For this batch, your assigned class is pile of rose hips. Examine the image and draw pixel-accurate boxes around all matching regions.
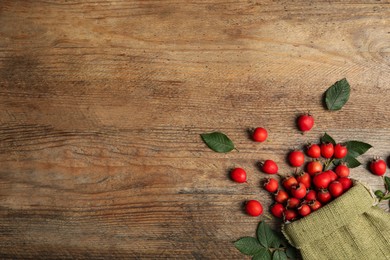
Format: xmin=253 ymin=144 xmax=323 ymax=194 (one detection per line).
xmin=230 ymin=114 xmax=387 ymax=222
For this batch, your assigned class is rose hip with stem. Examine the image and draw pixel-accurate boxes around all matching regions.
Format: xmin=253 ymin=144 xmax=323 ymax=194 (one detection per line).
xmin=260 ymin=160 xmax=279 ymax=174
xmin=288 ymin=150 xmax=305 ymax=167
xmin=252 ymin=127 xmax=268 ymax=142
xmin=334 ymin=143 xmax=348 ymax=159
xmin=321 ymin=142 xmax=334 ymax=158
xmin=263 ymin=178 xmax=279 ymax=193
xmin=296 ymin=171 xmax=311 ymax=189
xmin=328 ymin=181 xmax=344 ymax=198
xmin=290 ymin=183 xmax=307 ymax=199
xmin=317 ymin=189 xmax=332 ymax=204
xmin=370 ymin=158 xmax=387 ymax=176
xmin=230 ymin=168 xmax=247 ymax=183
xmin=335 ymin=163 xmax=350 ymax=178
xmin=274 ymin=190 xmax=289 ymax=204
xmin=306 ymin=161 xmax=323 ymax=176
xmin=298 ymin=204 xmax=311 ymax=217
xmin=270 ymin=203 xmax=285 ymax=218
xmin=282 ymin=175 xmax=298 ymax=190
xmin=297 ymin=113 xmax=314 ymax=132
xmin=306 ymin=143 xmax=321 ymax=158
xmin=245 ymin=200 xmax=263 ymax=217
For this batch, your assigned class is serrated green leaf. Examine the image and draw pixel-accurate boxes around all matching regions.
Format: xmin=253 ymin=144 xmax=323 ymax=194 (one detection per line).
xmin=375 ymin=190 xmax=384 ymax=199
xmin=343 ymin=154 xmax=361 ymax=168
xmin=234 ymin=237 xmax=264 ymax=256
xmin=384 ymin=176 xmax=390 ymax=191
xmin=257 ymin=222 xmax=279 ymax=248
xmin=321 ymin=133 xmax=336 ymax=145
xmin=272 ymin=250 xmax=288 ymax=260
xmin=325 ymin=78 xmax=350 ymax=111
xmin=252 ymin=248 xmax=272 ymax=260
xmin=286 ymin=246 xmax=300 ymax=260
xmin=200 ymin=132 xmax=235 ymax=153
xmin=345 ymin=141 xmax=372 ymax=158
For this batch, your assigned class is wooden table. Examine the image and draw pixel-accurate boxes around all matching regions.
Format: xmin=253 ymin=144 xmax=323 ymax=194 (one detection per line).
xmin=1 ymin=1 xmax=389 ymax=259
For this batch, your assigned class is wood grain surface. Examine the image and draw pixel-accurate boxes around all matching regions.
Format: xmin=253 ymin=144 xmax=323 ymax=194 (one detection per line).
xmin=1 ymin=0 xmax=390 ymax=259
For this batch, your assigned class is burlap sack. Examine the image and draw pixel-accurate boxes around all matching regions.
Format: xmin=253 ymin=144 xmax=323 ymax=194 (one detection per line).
xmin=282 ymin=182 xmax=390 ymax=260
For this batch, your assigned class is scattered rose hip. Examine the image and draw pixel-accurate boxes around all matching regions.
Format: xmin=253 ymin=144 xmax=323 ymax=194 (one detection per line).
xmin=252 ymin=127 xmax=268 ymax=142
xmin=370 ymin=158 xmax=387 ymax=176
xmin=245 ymin=200 xmax=263 ymax=216
xmin=230 ymin=168 xmax=247 ymax=183
xmin=297 ymin=113 xmax=314 ymax=132
xmin=260 ymin=160 xmax=278 ymax=174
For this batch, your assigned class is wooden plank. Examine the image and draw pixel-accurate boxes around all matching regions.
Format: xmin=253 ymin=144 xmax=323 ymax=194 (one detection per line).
xmin=0 ymin=0 xmax=389 ymax=258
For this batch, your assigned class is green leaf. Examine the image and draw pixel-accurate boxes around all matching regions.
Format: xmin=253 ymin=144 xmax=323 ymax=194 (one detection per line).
xmin=286 ymin=246 xmax=299 ymax=259
xmin=343 ymin=154 xmax=361 ymax=168
xmin=257 ymin=221 xmax=279 ymax=248
xmin=345 ymin=141 xmax=372 ymax=158
xmin=234 ymin=237 xmax=264 ymax=256
xmin=375 ymin=190 xmax=384 ymax=199
xmin=382 ymin=193 xmax=390 ymax=200
xmin=321 ymin=133 xmax=336 ymax=145
xmin=272 ymin=250 xmax=288 ymax=260
xmin=200 ymin=132 xmax=235 ymax=153
xmin=325 ymin=78 xmax=351 ymax=111
xmin=384 ymin=176 xmax=390 ymax=191
xmin=252 ymin=248 xmax=272 ymax=260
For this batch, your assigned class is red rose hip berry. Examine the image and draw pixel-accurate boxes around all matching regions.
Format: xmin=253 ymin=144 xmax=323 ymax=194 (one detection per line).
xmin=284 ymin=209 xmax=298 ymax=222
xmin=282 ymin=175 xmax=298 ymax=190
xmin=252 ymin=127 xmax=268 ymax=142
xmin=288 ymin=150 xmax=305 ymax=167
xmin=328 ymin=181 xmax=344 ymax=198
xmin=260 ymin=160 xmax=278 ymax=174
xmin=230 ymin=168 xmax=247 ymax=183
xmin=245 ymin=200 xmax=263 ymax=216
xmin=298 ymin=204 xmax=311 ymax=217
xmin=326 ymin=170 xmax=338 ymax=182
xmin=296 ymin=172 xmax=311 ymax=189
xmin=309 ymin=200 xmax=322 ymax=211
xmin=338 ymin=177 xmax=353 ymax=191
xmin=274 ymin=190 xmax=289 ymax=204
xmin=297 ymin=114 xmax=314 ymax=132
xmin=263 ymin=178 xmax=279 ymax=193
xmin=286 ymin=197 xmax=300 ymax=209
xmin=321 ymin=143 xmax=334 ymax=158
xmin=306 ymin=144 xmax=321 ymax=158
xmin=290 ymin=183 xmax=307 ymax=199
xmin=334 ymin=144 xmax=348 ymax=159
xmin=270 ymin=203 xmax=285 ymax=218
xmin=313 ymin=171 xmax=332 ymax=189
xmin=370 ymin=158 xmax=387 ymax=176
xmin=317 ymin=189 xmax=332 ymax=204
xmin=306 ymin=161 xmax=323 ymax=176
xmin=335 ymin=163 xmax=350 ymax=178
xmin=305 ymin=190 xmax=317 ymax=201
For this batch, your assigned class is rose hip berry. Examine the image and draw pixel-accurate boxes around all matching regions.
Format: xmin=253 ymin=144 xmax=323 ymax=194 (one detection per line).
xmin=296 ymin=172 xmax=311 ymax=189
xmin=306 ymin=144 xmax=321 ymax=158
xmin=260 ymin=160 xmax=278 ymax=174
xmin=284 ymin=209 xmax=298 ymax=222
xmin=313 ymin=171 xmax=332 ymax=189
xmin=288 ymin=150 xmax=305 ymax=167
xmin=297 ymin=113 xmax=314 ymax=132
xmin=309 ymin=200 xmax=322 ymax=211
xmin=306 ymin=161 xmax=323 ymax=176
xmin=245 ymin=200 xmax=263 ymax=216
xmin=370 ymin=158 xmax=387 ymax=176
xmin=263 ymin=178 xmax=279 ymax=193
xmin=326 ymin=170 xmax=338 ymax=182
xmin=335 ymin=163 xmax=350 ymax=178
xmin=286 ymin=197 xmax=300 ymax=209
xmin=283 ymin=175 xmax=298 ymax=190
xmin=252 ymin=127 xmax=268 ymax=142
xmin=317 ymin=189 xmax=332 ymax=204
xmin=290 ymin=183 xmax=307 ymax=199
xmin=230 ymin=168 xmax=247 ymax=183
xmin=274 ymin=190 xmax=289 ymax=204
xmin=321 ymin=143 xmax=334 ymax=158
xmin=270 ymin=203 xmax=285 ymax=218
xmin=328 ymin=181 xmax=344 ymax=198
xmin=305 ymin=190 xmax=317 ymax=201
xmin=298 ymin=204 xmax=311 ymax=217
xmin=334 ymin=144 xmax=348 ymax=159
xmin=338 ymin=177 xmax=353 ymax=191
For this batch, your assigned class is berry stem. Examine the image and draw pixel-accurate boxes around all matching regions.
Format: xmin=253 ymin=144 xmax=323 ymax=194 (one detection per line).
xmin=324 ymin=158 xmax=334 ymax=171
xmin=264 ymin=213 xmax=273 ymax=220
